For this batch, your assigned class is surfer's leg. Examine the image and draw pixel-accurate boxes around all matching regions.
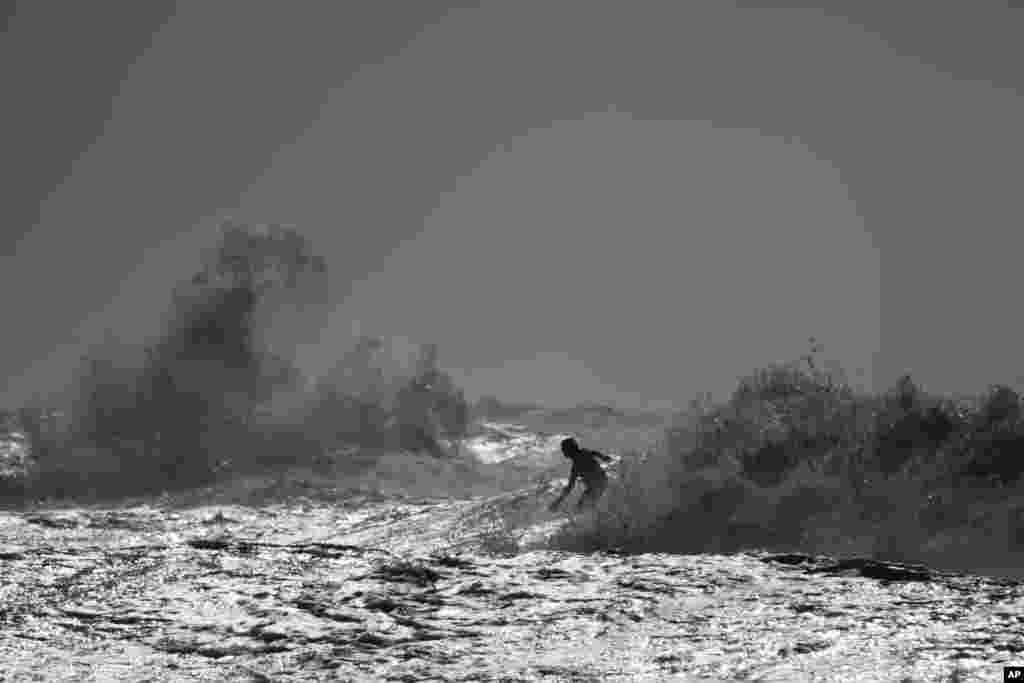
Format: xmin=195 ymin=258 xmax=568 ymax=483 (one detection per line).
xmin=576 ymin=484 xmax=599 ymax=511
xmin=576 ymin=477 xmax=608 ymax=511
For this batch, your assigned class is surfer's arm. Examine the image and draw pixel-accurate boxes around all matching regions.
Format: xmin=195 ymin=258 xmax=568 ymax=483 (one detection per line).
xmin=557 ymin=466 xmax=578 ymax=497
xmin=549 ymin=465 xmax=578 ymax=510
xmin=582 ymin=447 xmax=612 ymax=463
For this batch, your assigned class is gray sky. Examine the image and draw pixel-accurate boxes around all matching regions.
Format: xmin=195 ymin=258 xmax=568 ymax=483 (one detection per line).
xmin=2 ymin=1 xmax=1023 ymax=410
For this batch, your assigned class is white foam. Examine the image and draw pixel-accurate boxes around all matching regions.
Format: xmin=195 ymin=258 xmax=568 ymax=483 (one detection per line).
xmin=463 ymin=422 xmax=571 ymax=465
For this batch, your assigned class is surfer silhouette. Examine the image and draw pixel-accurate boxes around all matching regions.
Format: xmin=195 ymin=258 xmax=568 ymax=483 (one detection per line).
xmin=548 ymin=437 xmax=611 ymax=512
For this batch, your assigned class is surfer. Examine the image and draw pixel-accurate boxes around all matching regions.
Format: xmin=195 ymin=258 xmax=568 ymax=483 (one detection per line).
xmin=548 ymin=437 xmax=612 ymax=512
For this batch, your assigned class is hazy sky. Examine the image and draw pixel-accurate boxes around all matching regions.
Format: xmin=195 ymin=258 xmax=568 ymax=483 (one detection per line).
xmin=3 ymin=1 xmax=1023 ymax=410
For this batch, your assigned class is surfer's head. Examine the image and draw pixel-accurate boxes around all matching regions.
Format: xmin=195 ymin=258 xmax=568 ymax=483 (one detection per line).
xmin=560 ymin=437 xmax=580 ymax=457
